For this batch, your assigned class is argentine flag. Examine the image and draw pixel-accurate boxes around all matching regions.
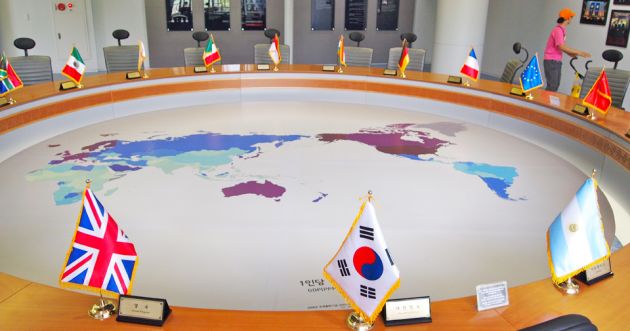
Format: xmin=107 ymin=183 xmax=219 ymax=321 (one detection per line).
xmin=547 ymin=178 xmax=610 ymax=284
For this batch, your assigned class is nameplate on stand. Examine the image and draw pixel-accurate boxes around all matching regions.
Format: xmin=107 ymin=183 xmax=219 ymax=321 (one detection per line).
xmin=577 ymin=258 xmax=613 ymax=285
xmin=447 ymin=75 xmax=462 ymax=84
xmin=383 ymin=69 xmax=397 ymax=76
xmin=476 ymin=281 xmax=509 ymax=311
xmin=194 ymin=66 xmax=208 ymax=73
xmin=126 ymin=72 xmax=142 ymax=80
xmin=322 ymin=65 xmax=336 ymax=72
xmin=572 ymin=104 xmax=589 ymax=116
xmin=0 ymin=97 xmax=10 ymax=107
xmin=509 ymin=87 xmax=525 ymax=96
xmin=256 ymin=64 xmax=270 ymax=71
xmin=117 ymin=295 xmax=171 ymax=326
xmin=381 ymin=296 xmax=431 ymax=326
xmin=59 ymin=81 xmax=78 ymax=91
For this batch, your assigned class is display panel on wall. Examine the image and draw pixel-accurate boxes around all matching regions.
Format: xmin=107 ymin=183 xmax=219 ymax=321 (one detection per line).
xmin=606 ymin=10 xmax=630 ymax=47
xmin=241 ymin=0 xmax=266 ymax=30
xmin=580 ymin=0 xmax=609 ymax=25
xmin=205 ymin=0 xmax=231 ymax=30
xmin=613 ymin=0 xmax=630 ymax=4
xmin=312 ymin=0 xmax=335 ymax=31
xmin=376 ymin=0 xmax=399 ymax=31
xmin=166 ymin=0 xmax=193 ymax=31
xmin=345 ymin=0 xmax=367 ymax=30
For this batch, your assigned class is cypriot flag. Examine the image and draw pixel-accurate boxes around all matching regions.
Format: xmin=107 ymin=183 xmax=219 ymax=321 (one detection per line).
xmin=547 ymin=177 xmax=610 ymax=284
xmin=323 ymin=196 xmax=400 ymax=323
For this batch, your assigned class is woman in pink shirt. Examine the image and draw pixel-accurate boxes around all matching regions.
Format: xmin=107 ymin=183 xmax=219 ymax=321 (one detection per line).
xmin=543 ymin=8 xmax=591 ymax=92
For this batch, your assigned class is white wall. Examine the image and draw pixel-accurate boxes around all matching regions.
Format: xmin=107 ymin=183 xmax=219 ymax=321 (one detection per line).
xmin=0 ymin=0 xmax=149 ymax=73
xmin=484 ymin=0 xmax=630 ymax=100
xmin=483 ymin=0 xmax=547 ymax=79
xmin=92 ymin=0 xmax=150 ymax=71
xmin=412 ymin=0 xmax=437 ymax=65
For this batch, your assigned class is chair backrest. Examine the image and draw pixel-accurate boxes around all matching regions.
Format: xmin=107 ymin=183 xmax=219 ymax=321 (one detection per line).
xmin=386 ymin=47 xmax=426 ymax=71
xmin=184 ymin=48 xmax=205 ymax=67
xmin=349 ymin=32 xmax=365 ymax=47
xmin=9 ymin=55 xmax=53 ymax=86
xmin=254 ymin=44 xmax=290 ymax=64
xmin=344 ymin=46 xmax=373 ymax=67
xmin=580 ymin=66 xmax=630 ymax=109
xmin=103 ymin=45 xmax=140 ymax=73
xmin=499 ymin=59 xmax=522 ymax=84
xmin=520 ymin=314 xmax=597 ymax=331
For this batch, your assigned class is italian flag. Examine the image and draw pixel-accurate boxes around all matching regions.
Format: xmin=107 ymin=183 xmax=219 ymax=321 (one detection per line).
xmin=62 ymin=47 xmax=86 ymax=84
xmin=203 ymin=34 xmax=221 ymax=67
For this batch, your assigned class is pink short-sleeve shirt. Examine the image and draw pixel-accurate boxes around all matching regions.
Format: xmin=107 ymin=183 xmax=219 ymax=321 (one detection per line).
xmin=544 ymin=25 xmax=566 ymax=61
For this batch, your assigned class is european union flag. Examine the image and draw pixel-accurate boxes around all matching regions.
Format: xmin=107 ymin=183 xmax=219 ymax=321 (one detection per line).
xmin=520 ymin=53 xmax=543 ymax=92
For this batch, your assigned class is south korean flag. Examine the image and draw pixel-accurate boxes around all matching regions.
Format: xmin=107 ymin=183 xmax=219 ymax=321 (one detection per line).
xmin=323 ymin=198 xmax=400 ymax=323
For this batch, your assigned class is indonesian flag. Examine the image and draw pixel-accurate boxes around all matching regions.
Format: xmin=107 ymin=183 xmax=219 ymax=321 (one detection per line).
xmin=323 ymin=198 xmax=400 ymax=324
xmin=338 ymin=35 xmax=346 ymax=67
xmin=138 ymin=40 xmax=146 ymax=72
xmin=268 ymin=33 xmax=281 ymax=65
xmin=203 ymin=34 xmax=221 ymax=67
xmin=398 ymin=39 xmax=410 ymax=75
xmin=62 ymin=47 xmax=86 ymax=84
xmin=460 ymin=48 xmax=479 ymax=81
xmin=582 ymin=69 xmax=612 ymax=114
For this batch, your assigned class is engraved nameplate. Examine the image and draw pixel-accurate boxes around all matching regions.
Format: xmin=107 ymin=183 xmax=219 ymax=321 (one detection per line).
xmin=476 ymin=281 xmax=509 ymax=311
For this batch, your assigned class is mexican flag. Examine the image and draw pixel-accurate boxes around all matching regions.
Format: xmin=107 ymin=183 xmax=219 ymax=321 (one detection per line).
xmin=203 ymin=34 xmax=221 ymax=67
xmin=62 ymin=47 xmax=86 ymax=84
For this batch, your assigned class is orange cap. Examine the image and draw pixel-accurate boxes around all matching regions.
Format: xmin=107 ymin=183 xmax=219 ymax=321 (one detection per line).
xmin=559 ymin=8 xmax=575 ymax=20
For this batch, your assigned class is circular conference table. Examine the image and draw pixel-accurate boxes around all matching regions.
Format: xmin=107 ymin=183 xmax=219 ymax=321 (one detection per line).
xmin=1 ymin=65 xmax=629 ymax=330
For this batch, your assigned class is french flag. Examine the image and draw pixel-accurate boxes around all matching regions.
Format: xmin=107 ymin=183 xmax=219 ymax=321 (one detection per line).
xmin=460 ymin=48 xmax=480 ymax=81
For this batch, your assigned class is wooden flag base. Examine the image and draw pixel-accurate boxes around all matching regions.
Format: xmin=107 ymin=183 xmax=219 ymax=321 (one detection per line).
xmin=509 ymin=87 xmax=525 ymax=96
xmin=447 ymin=75 xmax=462 ymax=84
xmin=126 ymin=72 xmax=142 ymax=80
xmin=572 ymin=104 xmax=589 ymax=116
xmin=59 ymin=81 xmax=79 ymax=91
xmin=383 ymin=69 xmax=397 ymax=76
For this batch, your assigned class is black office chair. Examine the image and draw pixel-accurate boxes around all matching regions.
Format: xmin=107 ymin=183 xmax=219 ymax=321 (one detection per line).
xmin=580 ymin=49 xmax=630 ymax=109
xmin=264 ymin=28 xmax=280 ymax=43
xmin=400 ymin=32 xmax=417 ymax=48
xmin=349 ymin=32 xmax=365 ymax=47
xmin=519 ymin=314 xmax=597 ymax=331
xmin=603 ymin=49 xmax=623 ymax=69
xmin=10 ymin=37 xmax=53 ymax=85
xmin=104 ymin=29 xmax=140 ymax=73
xmin=499 ymin=42 xmax=529 ymax=84
xmin=184 ymin=32 xmax=210 ymax=67
xmin=112 ymin=29 xmax=130 ymax=46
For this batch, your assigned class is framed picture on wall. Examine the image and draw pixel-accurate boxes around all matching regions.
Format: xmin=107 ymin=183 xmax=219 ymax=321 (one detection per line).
xmin=345 ymin=0 xmax=367 ymax=30
xmin=166 ymin=0 xmax=193 ymax=31
xmin=241 ymin=0 xmax=266 ymax=30
xmin=613 ymin=0 xmax=630 ymax=4
xmin=580 ymin=0 xmax=609 ymax=25
xmin=312 ymin=0 xmax=335 ymax=31
xmin=205 ymin=0 xmax=231 ymax=31
xmin=606 ymin=10 xmax=630 ymax=47
xmin=376 ymin=0 xmax=399 ymax=31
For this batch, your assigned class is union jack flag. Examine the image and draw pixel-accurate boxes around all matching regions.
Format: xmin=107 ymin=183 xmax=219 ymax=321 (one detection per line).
xmin=59 ymin=187 xmax=138 ymax=296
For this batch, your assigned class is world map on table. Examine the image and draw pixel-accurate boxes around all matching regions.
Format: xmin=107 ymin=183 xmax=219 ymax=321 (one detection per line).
xmin=26 ymin=122 xmax=524 ymax=204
